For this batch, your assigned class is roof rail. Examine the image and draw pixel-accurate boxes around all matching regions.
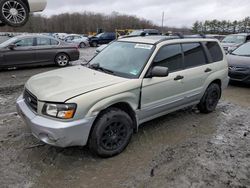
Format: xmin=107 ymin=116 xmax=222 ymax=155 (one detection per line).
xmin=154 ymin=33 xmax=208 ymax=44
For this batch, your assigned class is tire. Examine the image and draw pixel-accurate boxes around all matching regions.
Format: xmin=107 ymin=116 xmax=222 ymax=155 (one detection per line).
xmin=88 ymin=108 xmax=133 ymax=158
xmin=92 ymin=41 xmax=98 ymax=47
xmin=198 ymin=83 xmax=221 ymax=113
xmin=55 ymin=53 xmax=70 ymax=67
xmin=79 ymin=42 xmax=86 ymax=48
xmin=0 ymin=0 xmax=29 ymax=27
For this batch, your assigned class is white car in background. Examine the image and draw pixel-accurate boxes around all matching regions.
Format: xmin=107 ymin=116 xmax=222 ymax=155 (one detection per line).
xmin=53 ymin=33 xmax=68 ymax=40
xmin=64 ymin=34 xmax=89 ymax=48
xmin=0 ymin=0 xmax=47 ymax=27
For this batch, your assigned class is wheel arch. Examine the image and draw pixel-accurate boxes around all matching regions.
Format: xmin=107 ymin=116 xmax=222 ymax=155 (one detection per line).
xmin=21 ymin=0 xmax=30 ymax=12
xmin=208 ymin=79 xmax=222 ymax=98
xmin=88 ymin=101 xmax=139 ymax=144
xmin=54 ymin=52 xmax=71 ymax=62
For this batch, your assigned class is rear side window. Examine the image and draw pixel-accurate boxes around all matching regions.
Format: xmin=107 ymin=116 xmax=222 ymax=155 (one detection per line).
xmin=205 ymin=42 xmax=223 ymax=62
xmin=182 ymin=43 xmax=207 ymax=68
xmin=153 ymin=44 xmax=183 ymax=73
xmin=37 ymin=38 xmax=51 ymax=46
xmin=51 ymin=39 xmax=59 ymax=45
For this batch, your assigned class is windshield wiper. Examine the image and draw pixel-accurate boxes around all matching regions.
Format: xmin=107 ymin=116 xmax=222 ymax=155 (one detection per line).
xmin=88 ymin=63 xmax=115 ymax=75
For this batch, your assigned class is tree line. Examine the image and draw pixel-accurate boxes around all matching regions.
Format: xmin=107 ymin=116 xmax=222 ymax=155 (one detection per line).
xmin=0 ymin=11 xmax=191 ymax=35
xmin=0 ymin=11 xmax=157 ymax=34
xmin=192 ymin=17 xmax=250 ymax=34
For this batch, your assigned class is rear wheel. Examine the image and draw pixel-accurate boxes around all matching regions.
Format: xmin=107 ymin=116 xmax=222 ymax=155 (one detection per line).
xmin=0 ymin=0 xmax=29 ymax=27
xmin=79 ymin=42 xmax=86 ymax=48
xmin=88 ymin=108 xmax=133 ymax=158
xmin=55 ymin=53 xmax=69 ymax=67
xmin=198 ymin=83 xmax=221 ymax=113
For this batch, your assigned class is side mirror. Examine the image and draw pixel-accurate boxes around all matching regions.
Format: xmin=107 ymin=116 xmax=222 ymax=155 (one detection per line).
xmin=149 ymin=66 xmax=169 ymax=78
xmin=8 ymin=44 xmax=16 ymax=50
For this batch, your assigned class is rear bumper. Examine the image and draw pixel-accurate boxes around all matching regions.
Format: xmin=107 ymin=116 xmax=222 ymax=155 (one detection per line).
xmin=70 ymin=50 xmax=80 ymax=62
xmin=28 ymin=0 xmax=47 ymax=12
xmin=16 ymin=95 xmax=95 ymax=147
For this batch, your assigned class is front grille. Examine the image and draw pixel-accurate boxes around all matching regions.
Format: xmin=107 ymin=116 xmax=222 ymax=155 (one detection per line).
xmin=229 ymin=66 xmax=248 ymax=72
xmin=229 ymin=72 xmax=248 ymax=80
xmin=23 ymin=90 xmax=38 ymax=112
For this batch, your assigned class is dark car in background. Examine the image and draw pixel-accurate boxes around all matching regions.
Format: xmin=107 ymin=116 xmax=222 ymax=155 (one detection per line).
xmin=88 ymin=32 xmax=116 ymax=47
xmin=0 ymin=34 xmax=79 ymax=69
xmin=221 ymin=33 xmax=250 ymax=53
xmin=227 ymin=42 xmax=250 ymax=84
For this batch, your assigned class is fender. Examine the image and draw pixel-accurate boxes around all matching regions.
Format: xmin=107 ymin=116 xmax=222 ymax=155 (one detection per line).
xmin=86 ymin=92 xmax=139 ymax=118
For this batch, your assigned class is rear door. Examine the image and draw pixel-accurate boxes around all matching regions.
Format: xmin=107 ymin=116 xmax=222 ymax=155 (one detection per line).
xmin=2 ymin=37 xmax=36 ymax=66
xmin=34 ymin=37 xmax=60 ymax=64
xmin=179 ymin=42 xmax=211 ymax=103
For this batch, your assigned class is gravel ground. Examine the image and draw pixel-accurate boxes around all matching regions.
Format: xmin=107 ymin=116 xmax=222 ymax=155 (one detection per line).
xmin=0 ymin=47 xmax=250 ymax=188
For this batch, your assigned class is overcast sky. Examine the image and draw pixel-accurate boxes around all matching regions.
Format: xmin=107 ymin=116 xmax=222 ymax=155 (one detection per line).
xmin=42 ymin=0 xmax=250 ymax=27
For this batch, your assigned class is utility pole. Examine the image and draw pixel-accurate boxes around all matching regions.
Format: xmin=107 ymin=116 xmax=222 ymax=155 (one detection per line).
xmin=161 ymin=11 xmax=165 ymax=34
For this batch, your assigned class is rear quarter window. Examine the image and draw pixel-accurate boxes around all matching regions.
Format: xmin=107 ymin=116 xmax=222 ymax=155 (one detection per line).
xmin=205 ymin=42 xmax=223 ymax=62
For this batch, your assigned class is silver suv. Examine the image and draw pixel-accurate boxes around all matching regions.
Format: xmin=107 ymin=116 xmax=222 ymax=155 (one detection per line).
xmin=17 ymin=36 xmax=229 ymax=157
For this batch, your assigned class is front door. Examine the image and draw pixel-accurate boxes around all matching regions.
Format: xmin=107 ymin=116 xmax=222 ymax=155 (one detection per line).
xmin=139 ymin=43 xmax=186 ymax=122
xmin=2 ymin=37 xmax=35 ymax=66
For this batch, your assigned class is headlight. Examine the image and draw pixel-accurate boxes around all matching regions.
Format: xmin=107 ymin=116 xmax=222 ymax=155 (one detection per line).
xmin=42 ymin=103 xmax=77 ymax=119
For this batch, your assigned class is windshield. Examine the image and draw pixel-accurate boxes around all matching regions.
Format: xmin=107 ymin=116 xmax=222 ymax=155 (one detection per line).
xmin=222 ymin=35 xmax=246 ymax=44
xmin=95 ymin=33 xmax=103 ymax=38
xmin=232 ymin=42 xmax=250 ymax=56
xmin=0 ymin=37 xmax=17 ymax=48
xmin=89 ymin=41 xmax=154 ymax=78
xmin=129 ymin=30 xmax=143 ymax=36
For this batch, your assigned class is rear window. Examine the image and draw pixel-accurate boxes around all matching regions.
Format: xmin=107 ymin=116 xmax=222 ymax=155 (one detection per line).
xmin=205 ymin=42 xmax=223 ymax=62
xmin=182 ymin=43 xmax=207 ymax=68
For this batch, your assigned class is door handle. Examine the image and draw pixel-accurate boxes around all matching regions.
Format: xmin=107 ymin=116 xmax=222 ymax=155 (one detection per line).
xmin=174 ymin=75 xmax=184 ymax=81
xmin=204 ymin=68 xmax=212 ymax=73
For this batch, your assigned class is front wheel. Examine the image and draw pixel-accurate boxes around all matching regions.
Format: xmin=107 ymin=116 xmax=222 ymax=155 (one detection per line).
xmin=55 ymin=53 xmax=70 ymax=67
xmin=0 ymin=0 xmax=29 ymax=27
xmin=198 ymin=83 xmax=221 ymax=113
xmin=88 ymin=108 xmax=133 ymax=158
xmin=91 ymin=41 xmax=98 ymax=47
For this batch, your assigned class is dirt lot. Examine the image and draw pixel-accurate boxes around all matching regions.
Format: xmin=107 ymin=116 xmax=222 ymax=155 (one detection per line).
xmin=0 ymin=48 xmax=250 ymax=188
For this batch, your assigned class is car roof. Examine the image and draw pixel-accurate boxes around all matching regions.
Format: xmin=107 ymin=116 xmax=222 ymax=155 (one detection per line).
xmin=229 ymin=33 xmax=250 ymax=36
xmin=14 ymin=34 xmax=57 ymax=39
xmin=118 ymin=35 xmax=218 ymax=45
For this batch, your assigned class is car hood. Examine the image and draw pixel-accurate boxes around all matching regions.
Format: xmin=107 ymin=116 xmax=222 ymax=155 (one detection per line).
xmin=221 ymin=43 xmax=241 ymax=48
xmin=227 ymin=54 xmax=250 ymax=68
xmin=25 ymin=66 xmax=128 ymax=102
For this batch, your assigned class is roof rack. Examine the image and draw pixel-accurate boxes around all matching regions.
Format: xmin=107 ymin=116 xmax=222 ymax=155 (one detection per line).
xmin=154 ymin=33 xmax=207 ymax=44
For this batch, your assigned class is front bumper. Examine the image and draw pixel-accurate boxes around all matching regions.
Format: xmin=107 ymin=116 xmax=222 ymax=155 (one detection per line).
xmin=229 ymin=69 xmax=250 ymax=83
xmin=16 ymin=95 xmax=95 ymax=147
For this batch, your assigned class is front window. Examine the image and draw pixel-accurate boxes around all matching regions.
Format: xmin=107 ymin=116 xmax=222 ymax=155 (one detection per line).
xmin=232 ymin=42 xmax=250 ymax=56
xmin=15 ymin=38 xmax=34 ymax=47
xmin=88 ymin=41 xmax=155 ymax=78
xmin=222 ymin=35 xmax=246 ymax=44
